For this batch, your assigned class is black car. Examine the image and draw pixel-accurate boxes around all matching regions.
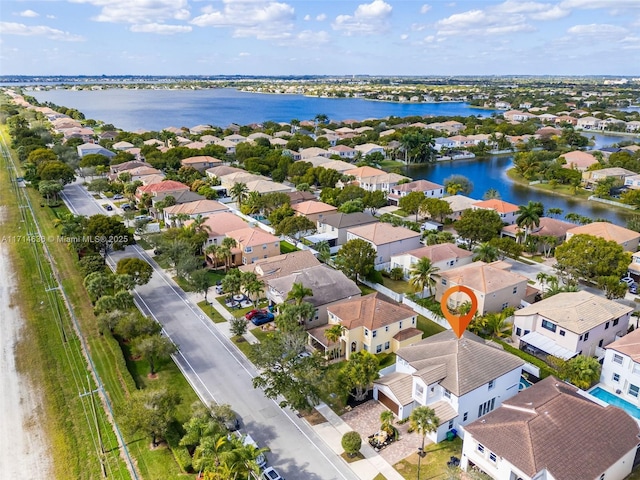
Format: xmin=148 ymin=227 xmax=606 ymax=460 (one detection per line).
xmin=103 ymin=204 xmax=113 ymax=211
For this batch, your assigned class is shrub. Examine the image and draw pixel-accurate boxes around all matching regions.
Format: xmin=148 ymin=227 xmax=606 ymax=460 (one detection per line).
xmin=366 ymin=269 xmax=384 ymax=285
xmin=172 ymin=446 xmax=193 ymax=473
xmin=389 ymin=267 xmax=404 ymax=281
xmin=341 ymin=431 xmax=362 ymax=457
xmin=230 ymin=317 xmax=248 ymax=337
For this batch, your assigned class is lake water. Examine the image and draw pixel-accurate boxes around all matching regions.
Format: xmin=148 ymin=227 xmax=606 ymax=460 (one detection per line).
xmin=28 ymin=88 xmax=638 ymax=225
xmin=29 ymin=87 xmax=496 ymax=132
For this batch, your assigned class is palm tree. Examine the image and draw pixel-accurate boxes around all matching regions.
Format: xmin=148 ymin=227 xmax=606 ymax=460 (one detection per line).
xmin=472 ymin=242 xmax=499 ymax=263
xmin=482 ymin=307 xmax=514 ymax=338
xmin=409 ymin=257 xmax=440 ymax=297
xmin=325 ymin=324 xmax=344 ymax=344
xmin=230 ymin=182 xmax=248 ymax=207
xmin=483 ymin=188 xmax=501 ymax=200
xmin=205 ymin=244 xmax=220 ymax=269
xmin=190 ymin=214 xmax=211 ymax=235
xmin=547 ymin=207 xmax=563 ymax=218
xmin=286 ymin=282 xmax=313 ymax=305
xmin=516 ymin=201 xmax=544 ymax=242
xmin=221 ymin=237 xmax=237 ymax=271
xmin=410 ymin=406 xmax=439 ymax=480
xmin=380 ymin=410 xmax=395 ymax=435
xmin=314 ymin=240 xmax=331 ymax=263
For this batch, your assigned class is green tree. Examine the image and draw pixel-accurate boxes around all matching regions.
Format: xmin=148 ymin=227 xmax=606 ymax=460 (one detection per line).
xmin=555 ymin=234 xmax=631 ymax=283
xmin=444 ymin=174 xmax=473 ymax=195
xmin=39 ymin=180 xmax=63 ymax=205
xmin=597 ymin=275 xmax=628 ymax=300
xmin=325 ymin=324 xmax=345 ymax=344
xmin=399 ymin=191 xmax=426 ymax=221
xmin=473 ymin=242 xmax=499 ymax=262
xmin=483 ymin=188 xmax=501 ymax=200
xmin=454 ymin=209 xmax=504 ymax=247
xmin=339 ymin=351 xmax=380 ymax=401
xmin=409 ymin=257 xmax=440 ymax=297
xmin=275 ymin=215 xmax=316 ymax=239
xmin=124 ymin=388 xmax=181 ymax=447
xmin=421 ymin=198 xmax=453 ymax=223
xmin=84 ymin=214 xmax=132 ymax=254
xmin=133 ymin=334 xmax=178 ymax=376
xmin=286 ymin=282 xmax=313 ymax=305
xmin=410 ymin=406 xmax=440 ymax=480
xmin=314 ymin=240 xmax=331 ymax=263
xmin=229 ymin=317 xmax=248 ymax=337
xmin=189 ymin=268 xmax=213 ymax=302
xmin=516 ymin=201 xmax=544 ymax=242
xmin=230 ymin=182 xmax=249 ymax=206
xmin=334 ymin=239 xmax=376 ymax=284
xmin=221 ymin=268 xmax=243 ymax=297
xmin=363 ymin=190 xmax=387 ymax=215
xmin=341 ymin=431 xmax=362 ymax=458
xmin=37 ymin=160 xmax=76 ymax=184
xmin=116 ymin=257 xmax=153 ymax=285
xmin=565 ymin=356 xmax=601 ymax=390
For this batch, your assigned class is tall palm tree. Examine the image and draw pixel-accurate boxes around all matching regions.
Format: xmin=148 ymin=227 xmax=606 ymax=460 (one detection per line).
xmin=230 ymin=182 xmax=248 ymax=207
xmin=516 ymin=201 xmax=544 ymax=242
xmin=473 ymin=242 xmax=499 ymax=263
xmin=409 ymin=257 xmax=440 ymax=297
xmin=410 ymin=406 xmax=439 ymax=480
xmin=221 ymin=237 xmax=237 ymax=271
xmin=205 ymin=244 xmax=220 ymax=269
xmin=325 ymin=324 xmax=344 ymax=344
xmin=190 ymin=214 xmax=211 ymax=235
xmin=286 ymin=282 xmax=313 ymax=305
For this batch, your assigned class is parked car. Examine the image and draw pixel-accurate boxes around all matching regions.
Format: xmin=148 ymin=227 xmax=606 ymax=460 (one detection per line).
xmin=261 ymin=467 xmax=284 ymax=480
xmin=121 ymin=203 xmax=132 ymax=211
xmin=113 ymin=194 xmax=124 ymax=200
xmin=630 ymin=283 xmax=638 ymax=295
xmin=622 ymin=276 xmax=634 ymax=285
xmin=251 ymin=312 xmax=275 ymax=326
xmin=242 ymin=434 xmax=267 ymax=469
xmin=245 ymin=309 xmax=267 ymax=320
xmin=103 ymin=204 xmax=113 ymax=211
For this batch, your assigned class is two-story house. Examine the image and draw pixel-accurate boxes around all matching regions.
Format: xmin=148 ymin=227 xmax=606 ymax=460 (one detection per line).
xmin=180 ymin=155 xmax=223 ymax=173
xmin=560 ymin=150 xmax=599 ymax=172
xmin=342 ymin=166 xmax=409 ymax=193
xmin=387 ymin=180 xmax=444 ymax=207
xmin=461 ymin=376 xmax=640 ymax=480
xmin=310 ymin=293 xmax=422 ymax=360
xmin=346 ymin=223 xmax=422 ymax=269
xmin=313 ymin=212 xmax=378 ymax=249
xmin=600 ymin=328 xmax=640 ymax=407
xmin=201 ymin=212 xmax=249 ymax=255
xmin=472 ymin=199 xmax=519 ymax=225
xmin=513 ymin=291 xmax=632 ymax=360
xmin=566 ymin=223 xmax=640 ymax=252
xmin=390 ymin=243 xmax=473 ymax=281
xmin=164 ymin=200 xmax=229 ymax=226
xmin=135 ymin=180 xmax=190 ymax=201
xmin=226 ymin=227 xmax=281 ymax=265
xmin=291 ymin=200 xmax=338 ymax=225
xmin=434 ymin=261 xmax=533 ymax=315
xmin=373 ymin=331 xmax=523 ymax=441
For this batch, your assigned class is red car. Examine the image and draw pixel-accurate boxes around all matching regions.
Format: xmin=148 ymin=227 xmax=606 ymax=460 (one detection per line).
xmin=245 ymin=309 xmax=266 ymax=320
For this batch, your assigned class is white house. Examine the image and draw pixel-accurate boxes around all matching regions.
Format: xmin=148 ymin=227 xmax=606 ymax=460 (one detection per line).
xmin=600 ymin=328 xmax=640 ymax=406
xmin=346 ymin=223 xmax=422 ymax=269
xmin=389 ymin=243 xmax=473 ymax=280
xmin=387 ymin=179 xmax=444 ymax=206
xmin=461 ymin=376 xmax=640 ymax=480
xmin=471 ymin=199 xmax=519 ymax=225
xmin=373 ymin=331 xmax=523 ymax=441
xmin=354 ymin=143 xmax=385 ymax=158
xmin=513 ymin=291 xmax=632 ymax=360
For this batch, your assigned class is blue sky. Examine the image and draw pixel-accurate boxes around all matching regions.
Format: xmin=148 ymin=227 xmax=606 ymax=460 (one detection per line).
xmin=1 ymin=0 xmax=640 ymax=76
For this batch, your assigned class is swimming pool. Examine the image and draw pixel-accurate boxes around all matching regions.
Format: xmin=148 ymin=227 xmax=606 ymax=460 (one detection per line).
xmin=519 ymin=376 xmax=532 ymax=391
xmin=589 ymin=387 xmax=640 ymax=420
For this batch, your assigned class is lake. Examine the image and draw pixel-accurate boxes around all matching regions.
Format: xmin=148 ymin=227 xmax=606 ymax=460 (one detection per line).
xmin=29 ymin=87 xmax=496 ymax=132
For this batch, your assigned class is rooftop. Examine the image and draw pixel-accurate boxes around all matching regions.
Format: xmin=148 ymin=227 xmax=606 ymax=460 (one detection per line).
xmin=567 ymin=222 xmax=640 ymax=244
xmin=398 ymin=243 xmax=473 ymax=263
xmin=437 ymin=261 xmax=527 ymax=294
xmin=328 ymin=293 xmax=416 ymax=331
xmin=606 ymin=328 xmax=640 ymax=362
xmin=348 ymin=222 xmax=420 ymax=245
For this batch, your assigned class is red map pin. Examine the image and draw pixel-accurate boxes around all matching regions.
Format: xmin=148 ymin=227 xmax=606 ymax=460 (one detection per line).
xmin=440 ymin=285 xmax=478 ymax=338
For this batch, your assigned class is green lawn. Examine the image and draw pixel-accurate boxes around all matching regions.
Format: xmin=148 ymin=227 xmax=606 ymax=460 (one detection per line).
xmin=394 ymin=437 xmax=463 ymax=480
xmin=280 ymin=240 xmax=299 ymax=254
xmin=377 ymin=352 xmax=397 ymax=369
xmin=232 ymin=335 xmax=254 ymax=357
xmin=197 ymin=300 xmax=227 ymax=323
xmin=359 ymin=285 xmax=376 ymax=295
xmin=417 ymin=315 xmax=446 ymax=337
xmin=382 ymin=277 xmax=414 ymax=294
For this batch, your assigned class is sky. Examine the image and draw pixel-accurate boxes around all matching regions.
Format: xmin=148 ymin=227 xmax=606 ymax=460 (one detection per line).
xmin=1 ymin=0 xmax=640 ymax=76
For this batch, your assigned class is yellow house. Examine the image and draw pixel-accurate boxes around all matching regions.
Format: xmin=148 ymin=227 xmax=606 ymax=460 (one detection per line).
xmin=310 ymin=293 xmax=422 ymax=360
xmin=226 ymin=227 xmax=281 ymax=265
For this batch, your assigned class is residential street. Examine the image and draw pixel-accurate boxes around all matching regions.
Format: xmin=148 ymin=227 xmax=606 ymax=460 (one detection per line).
xmin=61 ymin=181 xmax=359 ymax=480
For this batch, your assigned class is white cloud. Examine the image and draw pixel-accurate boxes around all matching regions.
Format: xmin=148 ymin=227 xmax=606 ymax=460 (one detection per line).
xmin=18 ymin=10 xmax=39 ymax=18
xmin=420 ymin=4 xmax=431 ymax=14
xmin=400 ymin=33 xmax=408 ymax=40
xmin=69 ymin=0 xmax=190 ymax=24
xmin=560 ymin=0 xmax=640 ymax=9
xmin=191 ymin=0 xmax=295 ymax=40
xmin=316 ymin=13 xmax=326 ymax=21
xmin=46 ymin=15 xmax=56 ymax=19
xmin=567 ymin=23 xmax=627 ymax=35
xmin=292 ymin=29 xmax=330 ymax=45
xmin=0 ymin=21 xmax=84 ymax=41
xmin=332 ymin=0 xmax=393 ymax=35
xmin=530 ymin=6 xmax=569 ymax=20
xmin=239 ymin=52 xmax=250 ymax=56
xmin=303 ymin=14 xmax=310 ymax=21
xmin=130 ymin=23 xmax=192 ymax=34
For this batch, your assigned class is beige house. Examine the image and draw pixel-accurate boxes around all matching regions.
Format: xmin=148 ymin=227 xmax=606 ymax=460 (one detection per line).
xmin=343 ymin=166 xmax=410 ymax=193
xmin=565 ymin=222 xmax=640 ymax=252
xmin=205 ymin=165 xmax=245 ymax=180
xmin=314 ymin=212 xmax=378 ymax=248
xmin=501 ymin=216 xmax=574 ymax=248
xmin=299 ymin=147 xmax=331 ymax=159
xmin=201 ymin=212 xmax=249 ymax=253
xmin=442 ymin=195 xmax=478 ymax=220
xmin=238 ymin=250 xmax=320 ymax=283
xmin=310 ymin=293 xmax=421 ymax=360
xmin=244 ymin=179 xmax=292 ymax=194
xmin=226 ymin=227 xmax=281 ymax=265
xmin=560 ymin=151 xmax=599 ymax=171
xmin=387 ymin=179 xmax=445 ymax=206
xmin=291 ymin=200 xmax=338 ymax=224
xmin=163 ymin=200 xmax=229 ymax=226
xmin=390 ymin=243 xmax=473 ymax=280
xmin=180 ymin=155 xmax=223 ymax=172
xmin=583 ymin=166 xmax=635 ymax=186
xmin=266 ymin=264 xmax=361 ymax=328
xmin=347 ymin=222 xmax=422 ymax=268
xmin=513 ymin=291 xmax=632 ymax=359
xmin=434 ymin=261 xmax=534 ymax=315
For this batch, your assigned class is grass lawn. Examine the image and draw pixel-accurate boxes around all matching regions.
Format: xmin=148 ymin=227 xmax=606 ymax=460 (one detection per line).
xmin=251 ymin=327 xmax=272 ymax=343
xmin=136 ymin=236 xmax=153 ymax=250
xmin=417 ymin=315 xmax=446 ymax=338
xmin=280 ymin=240 xmax=299 ymax=254
xmin=197 ymin=300 xmax=227 ymax=323
xmin=373 ymin=474 xmax=388 ymax=480
xmin=341 ymin=452 xmax=365 ymax=463
xmin=220 ymin=296 xmax=269 ymax=318
xmin=394 ymin=437 xmax=463 ymax=480
xmin=382 ymin=277 xmax=414 ymax=294
xmin=377 ymin=352 xmax=397 ymax=369
xmin=359 ymin=285 xmax=376 ymax=295
xmin=232 ymin=335 xmax=254 ymax=357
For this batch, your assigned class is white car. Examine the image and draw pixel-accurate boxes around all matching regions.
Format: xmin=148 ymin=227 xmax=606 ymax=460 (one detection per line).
xmin=621 ymin=276 xmax=634 ymax=285
xmin=261 ymin=467 xmax=284 ymax=480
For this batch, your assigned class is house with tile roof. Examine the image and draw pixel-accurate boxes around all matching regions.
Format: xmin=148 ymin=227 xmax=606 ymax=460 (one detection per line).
xmin=566 ymin=222 xmax=640 ymax=252
xmin=442 ymin=195 xmax=478 ymax=220
xmin=387 ymin=179 xmax=444 ymax=206
xmin=501 ymin=216 xmax=574 ymax=250
xmin=299 ymin=147 xmax=331 ymax=159
xmin=77 ymin=143 xmax=116 ymax=159
xmin=434 ymin=261 xmax=534 ymax=315
xmin=514 ymin=291 xmax=633 ymax=360
xmin=291 ymin=200 xmax=338 ymax=224
xmin=313 ymin=212 xmax=378 ymax=248
xmin=238 ymin=250 xmax=320 ymax=283
xmin=200 ymin=213 xmax=249 ymax=257
xmin=354 ymin=143 xmax=386 ymax=158
xmin=284 ymin=191 xmax=317 ymax=205
xmin=266 ymin=264 xmax=361 ymax=328
xmin=328 ymin=144 xmax=357 ymax=159
xmin=109 ymin=160 xmax=152 ymax=175
xmin=163 ymin=200 xmax=229 ymax=226
xmin=113 ymin=141 xmax=134 ymax=151
xmin=583 ymin=166 xmax=635 ymax=187
xmin=373 ymin=331 xmax=524 ymax=436
xmin=205 ymin=165 xmax=245 ymax=180
xmin=135 ymin=180 xmax=190 ymax=200
xmin=226 ymin=227 xmax=281 ymax=266
xmin=342 ymin=166 xmax=410 ymax=193
xmin=244 ymin=179 xmax=292 ymax=195
xmin=560 ymin=150 xmax=599 ymax=171
xmin=461 ymin=376 xmax=640 ymax=480
xmin=215 ymin=139 xmax=238 ymax=154
xmin=472 ymin=199 xmax=519 ymax=225
xmin=390 ymin=243 xmax=473 ymax=280
xmin=347 ymin=223 xmax=422 ymax=268
xmin=309 ymin=293 xmax=421 ymax=361
xmin=600 ymin=328 xmax=640 ymax=408
xmin=180 ymin=155 xmax=223 ymax=173
xmin=218 ymin=172 xmax=265 ymax=190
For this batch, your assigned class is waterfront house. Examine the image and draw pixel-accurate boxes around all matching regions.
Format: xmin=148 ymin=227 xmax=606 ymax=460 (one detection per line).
xmin=387 ymin=179 xmax=444 ymax=206
xmin=266 ymin=264 xmax=360 ymax=328
xmin=471 ymin=199 xmax=519 ymax=225
xmin=434 ymin=261 xmax=533 ymax=316
xmin=513 ymin=291 xmax=632 ymax=360
xmin=577 ymin=116 xmax=603 ymax=130
xmin=583 ymin=166 xmax=635 ymax=186
xmin=442 ymin=195 xmax=478 ymax=220
xmin=342 ymin=166 xmax=409 ymax=193
xmin=560 ymin=150 xmax=599 ymax=171
xmin=461 ymin=376 xmax=640 ymax=480
xmin=433 ymin=137 xmax=456 ymax=151
xmin=390 ymin=243 xmax=473 ymax=280
xmin=501 ymin=216 xmax=573 ymax=248
xmin=346 ymin=222 xmax=422 ymax=269
xmin=310 ymin=293 xmax=421 ymax=360
xmin=626 ymin=121 xmax=640 ymax=133
xmin=373 ymin=330 xmax=523 ymax=436
xmin=354 ymin=143 xmax=386 ymax=158
xmin=566 ymin=222 xmax=640 ymax=252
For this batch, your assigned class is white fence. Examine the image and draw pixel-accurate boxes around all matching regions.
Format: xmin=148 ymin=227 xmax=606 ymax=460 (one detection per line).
xmin=358 ymin=278 xmax=404 ymax=303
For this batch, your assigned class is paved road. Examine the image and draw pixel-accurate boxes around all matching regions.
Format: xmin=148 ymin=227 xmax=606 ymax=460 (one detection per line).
xmin=61 ymin=182 xmax=359 ymax=480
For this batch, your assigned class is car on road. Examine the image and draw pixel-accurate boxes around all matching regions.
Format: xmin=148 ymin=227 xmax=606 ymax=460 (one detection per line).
xmin=251 ymin=312 xmax=275 ymax=326
xmin=261 ymin=467 xmax=285 ymax=480
xmin=113 ymin=194 xmax=124 ymax=200
xmin=245 ymin=309 xmax=267 ymax=320
xmin=242 ymin=434 xmax=267 ymax=469
xmin=103 ymin=204 xmax=113 ymax=211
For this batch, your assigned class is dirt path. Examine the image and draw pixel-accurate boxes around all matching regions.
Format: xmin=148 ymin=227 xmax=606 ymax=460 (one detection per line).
xmin=0 ymin=206 xmax=53 ymax=477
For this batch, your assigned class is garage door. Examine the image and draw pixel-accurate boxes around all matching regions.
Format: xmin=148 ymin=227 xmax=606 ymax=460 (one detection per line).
xmin=377 ymin=391 xmax=399 ymax=415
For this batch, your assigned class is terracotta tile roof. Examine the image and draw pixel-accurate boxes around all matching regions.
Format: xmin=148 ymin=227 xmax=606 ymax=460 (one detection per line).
xmin=285 ymin=191 xmax=317 ymax=204
xmin=561 ymin=150 xmax=598 ymax=169
xmin=227 ymin=227 xmax=279 ymax=248
xmin=443 ymin=195 xmax=477 ymax=213
xmin=181 ymin=155 xmax=223 ymax=165
xmin=206 ymin=165 xmax=245 ymax=177
xmin=437 ymin=261 xmax=527 ymax=294
xmin=400 ymin=243 xmax=472 ymax=263
xmin=164 ymin=200 xmax=228 ymax=216
xmin=329 ymin=144 xmax=355 ymax=152
xmin=292 ymin=200 xmax=338 ymax=216
xmin=137 ymin=180 xmax=189 ymax=195
xmin=201 ymin=212 xmax=247 ymax=236
xmin=238 ymin=250 xmax=320 ymax=281
xmin=393 ymin=179 xmax=444 ymax=192
xmin=472 ymin=198 xmax=519 ymax=214
xmin=606 ymin=328 xmax=640 ymax=362
xmin=348 ymin=222 xmax=420 ymax=245
xmin=344 ymin=166 xmax=387 ymax=178
xmin=397 ymin=330 xmax=523 ymax=396
xmin=329 ymin=293 xmax=414 ymax=331
xmin=464 ymin=376 xmax=640 ymax=480
xmin=502 ymin=216 xmax=574 ymax=238
xmin=567 ymin=222 xmax=640 ymax=244
xmin=515 ymin=291 xmax=633 ymax=335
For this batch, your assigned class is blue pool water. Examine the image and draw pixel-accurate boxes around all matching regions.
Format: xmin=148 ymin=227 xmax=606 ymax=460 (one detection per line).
xmin=590 ymin=387 xmax=640 ymax=420
xmin=519 ymin=376 xmax=532 ymax=391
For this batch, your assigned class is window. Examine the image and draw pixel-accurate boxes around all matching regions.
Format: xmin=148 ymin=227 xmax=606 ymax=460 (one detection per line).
xmin=629 ymin=384 xmax=639 ymax=398
xmin=372 ymin=330 xmax=377 ymax=338
xmin=412 ymin=317 xmax=416 ymax=325
xmin=516 ymin=327 xmax=522 ymax=336
xmin=477 ymin=444 xmax=485 ymax=454
xmin=415 ymin=384 xmax=424 ymax=397
xmin=363 ymin=344 xmax=368 ymax=352
xmin=441 ymin=279 xmax=447 ymax=286
xmin=384 ymin=341 xmax=390 ymax=350
xmin=541 ymin=319 xmax=557 ymax=333
xmin=262 ymin=244 xmax=267 ymax=249
xmin=376 ymin=344 xmax=382 ymax=353
xmin=605 ymin=321 xmax=610 ymax=330
xmin=613 ymin=373 xmax=620 ymax=382
xmin=399 ymin=321 xmax=403 ymax=329
xmin=385 ymin=326 xmax=389 ymax=332
xmin=598 ymin=339 xmax=604 ymax=348
xmin=501 ymin=302 xmax=509 ymax=310
xmin=488 ymin=380 xmax=495 ymax=390
xmin=478 ymin=398 xmax=496 ymax=417
xmin=584 ymin=332 xmax=590 ymax=341
xmin=448 ymin=420 xmax=454 ymax=430
xmin=463 ymin=412 xmax=468 ymax=421
xmin=443 ymin=389 xmax=451 ymax=399
xmin=364 ymin=329 xmax=369 ymax=336
xmin=579 ymin=334 xmax=583 ymax=341
xmin=613 ymin=318 xmax=619 ymax=326
xmin=489 ymin=452 xmax=497 ymax=463
xmin=513 ymin=286 xmax=518 ymax=294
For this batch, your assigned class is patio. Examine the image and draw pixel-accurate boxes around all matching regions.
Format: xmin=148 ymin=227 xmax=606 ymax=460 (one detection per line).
xmin=341 ymin=400 xmax=424 ymax=465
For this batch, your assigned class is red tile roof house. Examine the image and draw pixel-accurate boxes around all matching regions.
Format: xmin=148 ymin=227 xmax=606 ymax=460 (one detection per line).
xmin=461 ymin=376 xmax=640 ymax=480
xmin=135 ymin=180 xmax=190 ymax=201
xmin=291 ymin=200 xmax=338 ymax=225
xmin=226 ymin=227 xmax=281 ymax=265
xmin=472 ymin=199 xmax=519 ymax=225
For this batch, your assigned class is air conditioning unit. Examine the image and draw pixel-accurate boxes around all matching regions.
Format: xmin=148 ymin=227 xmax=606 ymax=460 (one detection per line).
xmin=616 ymin=389 xmax=622 ymax=394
